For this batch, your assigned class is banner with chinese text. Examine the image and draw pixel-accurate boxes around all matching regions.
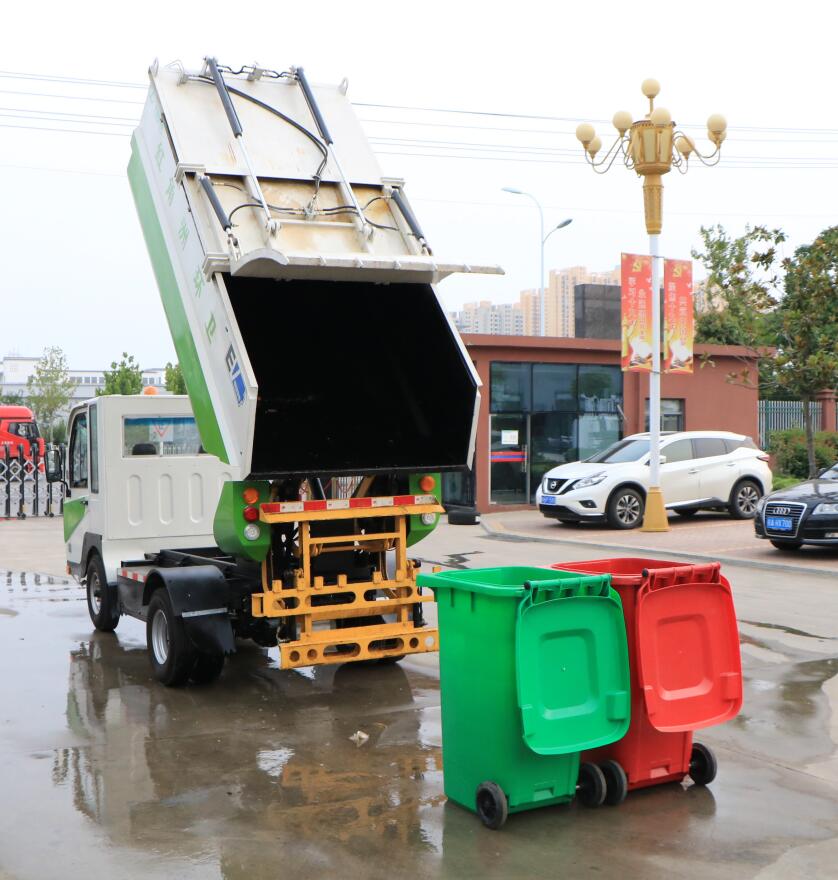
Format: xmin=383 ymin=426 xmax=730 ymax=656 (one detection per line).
xmin=620 ymin=253 xmax=653 ymax=372
xmin=663 ymin=259 xmax=694 ymax=373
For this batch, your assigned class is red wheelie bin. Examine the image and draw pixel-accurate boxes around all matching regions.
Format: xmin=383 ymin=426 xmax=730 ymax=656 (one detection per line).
xmin=551 ymin=558 xmax=742 ymax=805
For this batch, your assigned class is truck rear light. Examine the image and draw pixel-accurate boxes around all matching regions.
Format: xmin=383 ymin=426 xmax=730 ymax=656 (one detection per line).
xmin=242 ymin=487 xmax=260 ymax=504
xmin=418 ymin=475 xmax=436 ymax=493
xmin=420 ymin=512 xmax=437 ymax=526
xmin=243 ymin=505 xmax=259 ymax=522
xmin=243 ymin=524 xmax=261 ymax=541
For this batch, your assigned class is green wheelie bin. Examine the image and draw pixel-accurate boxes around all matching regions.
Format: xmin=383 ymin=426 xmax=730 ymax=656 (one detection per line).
xmin=417 ymin=566 xmax=630 ymax=829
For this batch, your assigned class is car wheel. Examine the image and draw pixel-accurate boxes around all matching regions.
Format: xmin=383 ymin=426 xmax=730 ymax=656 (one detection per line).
xmin=606 ymin=487 xmax=644 ymax=529
xmin=729 ymin=479 xmax=761 ymax=519
xmin=770 ymin=539 xmax=803 ymax=552
xmin=86 ymin=554 xmax=120 ymax=632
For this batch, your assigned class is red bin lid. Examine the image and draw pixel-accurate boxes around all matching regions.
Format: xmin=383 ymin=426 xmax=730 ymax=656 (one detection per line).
xmin=636 ymin=578 xmax=742 ymax=732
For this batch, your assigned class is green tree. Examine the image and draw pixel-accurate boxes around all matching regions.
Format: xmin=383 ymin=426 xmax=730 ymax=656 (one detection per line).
xmin=693 ymin=224 xmax=838 ymax=477
xmin=25 ymin=346 xmax=76 ymax=442
xmin=774 ymin=226 xmax=838 ymax=476
xmin=0 ymin=391 xmax=26 ymax=406
xmin=98 ymin=353 xmax=143 ymax=396
xmin=51 ymin=419 xmax=67 ymax=445
xmin=165 ymin=361 xmax=187 ymax=395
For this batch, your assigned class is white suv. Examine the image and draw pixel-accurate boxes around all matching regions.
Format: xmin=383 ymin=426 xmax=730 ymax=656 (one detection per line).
xmin=536 ymin=430 xmax=773 ymax=529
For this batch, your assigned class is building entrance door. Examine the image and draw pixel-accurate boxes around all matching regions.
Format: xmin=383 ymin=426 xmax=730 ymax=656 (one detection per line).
xmin=490 ymin=414 xmax=528 ymax=504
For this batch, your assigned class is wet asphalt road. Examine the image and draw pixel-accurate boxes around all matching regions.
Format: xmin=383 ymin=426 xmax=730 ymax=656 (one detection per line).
xmin=1 ymin=520 xmax=838 ymax=879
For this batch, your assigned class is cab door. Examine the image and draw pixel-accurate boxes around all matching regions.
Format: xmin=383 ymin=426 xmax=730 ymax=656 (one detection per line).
xmin=64 ymin=407 xmax=91 ymax=574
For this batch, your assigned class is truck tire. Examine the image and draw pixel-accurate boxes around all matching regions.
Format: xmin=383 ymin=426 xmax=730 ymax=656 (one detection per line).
xmin=190 ymin=651 xmax=225 ymax=684
xmin=86 ymin=554 xmax=120 ymax=632
xmin=147 ymin=590 xmax=195 ymax=686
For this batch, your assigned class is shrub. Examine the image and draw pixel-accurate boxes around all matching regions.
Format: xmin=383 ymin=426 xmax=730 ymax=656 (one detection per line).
xmin=768 ymin=429 xmax=838 ymax=479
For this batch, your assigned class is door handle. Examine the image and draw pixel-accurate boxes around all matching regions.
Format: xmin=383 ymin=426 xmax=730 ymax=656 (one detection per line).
xmin=688 ymin=469 xmax=699 ymax=474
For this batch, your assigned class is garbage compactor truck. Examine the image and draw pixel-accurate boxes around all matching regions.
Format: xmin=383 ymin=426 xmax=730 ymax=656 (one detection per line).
xmin=55 ymin=57 xmax=501 ymax=685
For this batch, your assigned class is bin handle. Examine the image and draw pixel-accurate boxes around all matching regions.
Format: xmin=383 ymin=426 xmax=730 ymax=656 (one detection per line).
xmin=523 ymin=575 xmax=611 ymax=599
xmin=642 ymin=562 xmax=721 ymax=591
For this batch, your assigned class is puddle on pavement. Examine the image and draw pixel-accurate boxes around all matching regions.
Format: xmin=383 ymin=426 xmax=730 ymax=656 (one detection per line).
xmin=2 ymin=568 xmax=838 ymax=879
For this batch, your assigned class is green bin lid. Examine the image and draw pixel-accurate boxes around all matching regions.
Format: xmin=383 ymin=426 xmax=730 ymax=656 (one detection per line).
xmin=417 ymin=566 xmax=563 ymax=597
xmin=516 ymin=578 xmax=630 ymax=756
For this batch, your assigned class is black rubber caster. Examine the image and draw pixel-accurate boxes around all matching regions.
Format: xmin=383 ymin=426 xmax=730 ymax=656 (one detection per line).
xmin=689 ymin=742 xmax=718 ymax=786
xmin=576 ymin=762 xmax=607 ymax=807
xmin=600 ymin=759 xmax=628 ymax=806
xmin=476 ymin=781 xmax=508 ymax=830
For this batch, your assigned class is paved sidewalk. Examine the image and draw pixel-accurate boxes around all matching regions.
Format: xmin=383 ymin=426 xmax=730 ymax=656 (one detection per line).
xmin=482 ymin=509 xmax=838 ymax=577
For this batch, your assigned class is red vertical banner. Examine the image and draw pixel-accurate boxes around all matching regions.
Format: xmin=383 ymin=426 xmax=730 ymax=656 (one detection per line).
xmin=663 ymin=259 xmax=694 ymax=373
xmin=620 ymin=253 xmax=653 ymax=372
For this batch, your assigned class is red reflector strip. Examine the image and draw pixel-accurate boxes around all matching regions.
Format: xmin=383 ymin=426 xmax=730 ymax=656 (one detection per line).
xmin=119 ymin=568 xmax=146 ymax=583
xmin=260 ymin=494 xmax=438 ymax=515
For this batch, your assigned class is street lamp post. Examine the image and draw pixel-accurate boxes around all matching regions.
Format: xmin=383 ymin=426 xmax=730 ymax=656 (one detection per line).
xmin=502 ymin=187 xmax=572 ymax=336
xmin=574 ymin=79 xmax=726 ymax=531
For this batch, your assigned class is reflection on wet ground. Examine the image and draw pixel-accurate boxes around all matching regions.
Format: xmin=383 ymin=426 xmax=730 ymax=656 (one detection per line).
xmin=1 ymin=566 xmax=838 ymax=879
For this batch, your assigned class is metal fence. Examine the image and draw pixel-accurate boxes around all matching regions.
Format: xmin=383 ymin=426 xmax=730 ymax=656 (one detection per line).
xmin=0 ymin=444 xmax=64 ymax=519
xmin=758 ymin=400 xmax=823 ymax=449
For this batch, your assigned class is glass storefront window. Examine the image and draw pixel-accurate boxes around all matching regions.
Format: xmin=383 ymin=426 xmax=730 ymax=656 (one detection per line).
xmin=578 ymin=365 xmax=622 ymax=413
xmin=532 ymin=364 xmax=576 ymax=412
xmin=490 ymin=363 xmax=531 ymax=413
xmin=489 ymin=360 xmax=625 ymax=503
xmin=578 ymin=414 xmax=622 ymax=460
xmin=529 ymin=412 xmax=576 ymax=499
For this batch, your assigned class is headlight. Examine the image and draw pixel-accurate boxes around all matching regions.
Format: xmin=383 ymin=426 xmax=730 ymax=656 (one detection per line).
xmin=573 ymin=472 xmax=607 ymax=489
xmin=755 ymin=495 xmax=767 ymax=513
xmin=813 ymin=503 xmax=838 ymax=515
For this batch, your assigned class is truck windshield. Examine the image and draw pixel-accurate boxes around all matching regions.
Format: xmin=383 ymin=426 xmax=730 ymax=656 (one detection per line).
xmin=586 ymin=438 xmax=651 ymax=463
xmin=123 ymin=417 xmax=203 ymax=456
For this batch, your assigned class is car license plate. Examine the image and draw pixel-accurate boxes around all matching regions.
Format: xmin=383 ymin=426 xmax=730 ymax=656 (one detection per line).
xmin=766 ymin=516 xmax=793 ymax=532
xmin=541 ymin=495 xmax=557 ymax=505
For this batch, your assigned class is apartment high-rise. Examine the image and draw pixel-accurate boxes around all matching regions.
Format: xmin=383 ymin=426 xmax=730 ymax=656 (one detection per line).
xmin=449 ymin=265 xmax=620 ymax=338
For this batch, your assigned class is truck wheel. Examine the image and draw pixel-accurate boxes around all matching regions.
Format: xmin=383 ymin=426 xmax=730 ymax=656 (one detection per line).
xmin=147 ymin=590 xmax=195 ymax=686
xmin=86 ymin=554 xmax=119 ymax=632
xmin=190 ymin=651 xmax=225 ymax=684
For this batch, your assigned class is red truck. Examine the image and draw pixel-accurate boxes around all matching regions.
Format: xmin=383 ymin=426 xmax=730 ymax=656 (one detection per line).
xmin=0 ymin=406 xmax=46 ymax=461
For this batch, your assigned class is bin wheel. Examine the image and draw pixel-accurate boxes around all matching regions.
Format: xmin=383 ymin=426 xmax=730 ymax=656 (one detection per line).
xmin=689 ymin=742 xmax=718 ymax=786
xmin=599 ymin=760 xmax=628 ymax=806
xmin=475 ymin=781 xmax=508 ymax=830
xmin=576 ymin=762 xmax=607 ymax=807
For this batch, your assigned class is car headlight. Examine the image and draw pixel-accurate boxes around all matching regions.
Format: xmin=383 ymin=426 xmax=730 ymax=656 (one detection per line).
xmin=813 ymin=503 xmax=838 ymax=515
xmin=755 ymin=495 xmax=767 ymax=513
xmin=573 ymin=471 xmax=607 ymax=490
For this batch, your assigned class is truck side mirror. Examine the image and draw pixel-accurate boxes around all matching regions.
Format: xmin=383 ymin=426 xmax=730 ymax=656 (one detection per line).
xmin=45 ymin=446 xmax=63 ymax=483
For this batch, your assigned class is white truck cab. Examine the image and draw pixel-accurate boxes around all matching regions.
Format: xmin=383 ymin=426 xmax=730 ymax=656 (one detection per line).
xmin=64 ymin=395 xmax=231 ymax=586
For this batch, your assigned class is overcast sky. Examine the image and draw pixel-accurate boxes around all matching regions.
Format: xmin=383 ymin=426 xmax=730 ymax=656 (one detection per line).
xmin=1 ymin=0 xmax=835 ymax=369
